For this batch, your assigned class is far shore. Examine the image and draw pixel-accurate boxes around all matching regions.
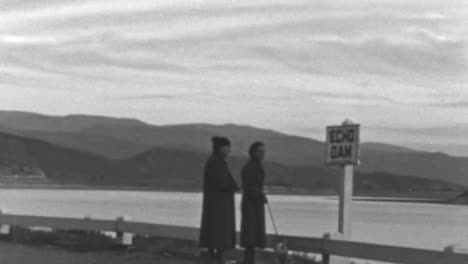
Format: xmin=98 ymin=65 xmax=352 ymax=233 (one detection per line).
xmin=0 ymin=184 xmax=462 ymax=204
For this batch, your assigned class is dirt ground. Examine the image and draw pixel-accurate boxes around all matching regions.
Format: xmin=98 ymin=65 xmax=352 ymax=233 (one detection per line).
xmin=0 ymin=242 xmax=320 ymax=264
xmin=0 ymin=242 xmax=200 ymax=264
xmin=0 ymin=228 xmax=319 ymax=264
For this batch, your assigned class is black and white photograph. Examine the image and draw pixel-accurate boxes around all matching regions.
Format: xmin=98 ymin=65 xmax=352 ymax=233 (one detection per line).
xmin=0 ymin=0 xmax=467 ymax=263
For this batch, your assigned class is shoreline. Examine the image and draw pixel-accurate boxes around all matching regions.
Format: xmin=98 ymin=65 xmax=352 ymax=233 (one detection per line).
xmin=0 ymin=184 xmax=461 ymax=204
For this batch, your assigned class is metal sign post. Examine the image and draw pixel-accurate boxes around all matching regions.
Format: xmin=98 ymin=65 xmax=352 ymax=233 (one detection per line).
xmin=326 ymin=119 xmax=360 ymax=240
xmin=339 ymin=164 xmax=354 ymax=239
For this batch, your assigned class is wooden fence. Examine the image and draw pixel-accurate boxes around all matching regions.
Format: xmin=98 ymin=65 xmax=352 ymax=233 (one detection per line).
xmin=0 ymin=212 xmax=467 ymax=264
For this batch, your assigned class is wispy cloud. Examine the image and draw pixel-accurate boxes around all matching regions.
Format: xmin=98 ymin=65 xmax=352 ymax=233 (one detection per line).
xmin=431 ymin=101 xmax=468 ymax=109
xmin=0 ymin=34 xmax=60 ymax=45
xmin=107 ymin=92 xmax=200 ymax=101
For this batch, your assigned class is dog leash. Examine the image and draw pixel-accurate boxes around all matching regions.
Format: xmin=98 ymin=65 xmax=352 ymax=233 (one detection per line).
xmin=267 ymin=200 xmax=289 ymax=264
xmin=266 ymin=202 xmax=279 ymax=237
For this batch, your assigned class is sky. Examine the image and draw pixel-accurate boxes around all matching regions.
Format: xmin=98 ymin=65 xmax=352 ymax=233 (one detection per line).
xmin=0 ymin=0 xmax=467 ymax=156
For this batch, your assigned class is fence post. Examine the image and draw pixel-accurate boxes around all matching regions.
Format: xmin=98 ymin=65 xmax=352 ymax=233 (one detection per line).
xmin=83 ymin=215 xmax=93 ymax=235
xmin=322 ymin=233 xmax=331 ymax=264
xmin=115 ymin=216 xmax=133 ymax=246
xmin=322 ymin=252 xmax=330 ymax=264
xmin=0 ymin=210 xmax=11 ymax=235
xmin=322 ymin=233 xmax=352 ymax=264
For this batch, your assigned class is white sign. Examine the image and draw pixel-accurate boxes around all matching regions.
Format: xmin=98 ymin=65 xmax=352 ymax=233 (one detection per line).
xmin=326 ymin=124 xmax=360 ymax=165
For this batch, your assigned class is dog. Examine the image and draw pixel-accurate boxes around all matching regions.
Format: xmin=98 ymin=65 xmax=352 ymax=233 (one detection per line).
xmin=274 ymin=239 xmax=289 ymax=264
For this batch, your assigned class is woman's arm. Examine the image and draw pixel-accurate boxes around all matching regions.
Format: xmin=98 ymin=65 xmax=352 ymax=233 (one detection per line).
xmin=206 ymin=160 xmax=238 ymax=193
xmin=242 ymin=166 xmax=266 ymax=203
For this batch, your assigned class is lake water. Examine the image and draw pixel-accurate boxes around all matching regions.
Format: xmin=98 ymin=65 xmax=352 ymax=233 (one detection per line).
xmin=0 ymin=189 xmax=467 ymax=251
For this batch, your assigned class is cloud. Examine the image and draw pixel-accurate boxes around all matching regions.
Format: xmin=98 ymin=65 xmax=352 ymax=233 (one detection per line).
xmin=367 ymin=124 xmax=468 ymax=140
xmin=431 ymin=100 xmax=468 ymax=109
xmin=0 ymin=34 xmax=60 ymax=45
xmin=107 ymin=92 xmax=200 ymax=101
xmin=1 ymin=33 xmax=190 ymax=83
xmin=288 ymin=89 xmax=396 ymax=105
xmin=244 ymin=33 xmax=465 ymax=87
xmin=407 ymin=12 xmax=446 ymax=21
xmin=2 ymin=2 xmax=464 ymax=89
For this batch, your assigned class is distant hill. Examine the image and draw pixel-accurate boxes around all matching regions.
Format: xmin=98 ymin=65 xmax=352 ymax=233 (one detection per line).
xmin=0 ymin=131 xmax=120 ymax=185
xmin=0 ymin=111 xmax=147 ymax=132
xmin=0 ymin=130 xmax=464 ymax=197
xmin=360 ymin=142 xmax=417 ymax=153
xmin=0 ymin=111 xmax=326 ymax=164
xmin=0 ymin=110 xmax=468 ymax=187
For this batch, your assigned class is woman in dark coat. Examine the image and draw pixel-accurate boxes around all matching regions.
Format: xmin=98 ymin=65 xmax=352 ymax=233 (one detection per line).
xmin=199 ymin=136 xmax=239 ymax=264
xmin=240 ymin=141 xmax=268 ymax=264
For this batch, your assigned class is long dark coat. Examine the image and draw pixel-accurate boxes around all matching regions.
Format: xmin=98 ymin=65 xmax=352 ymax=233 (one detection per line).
xmin=240 ymin=160 xmax=267 ymax=248
xmin=199 ymin=154 xmax=239 ymax=250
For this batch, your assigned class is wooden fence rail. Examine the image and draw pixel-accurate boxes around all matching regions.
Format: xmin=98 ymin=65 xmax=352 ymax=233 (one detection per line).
xmin=0 ymin=212 xmax=467 ymax=264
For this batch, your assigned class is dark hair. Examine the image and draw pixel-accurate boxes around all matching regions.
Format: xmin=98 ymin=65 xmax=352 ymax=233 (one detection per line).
xmin=249 ymin=141 xmax=265 ymax=157
xmin=211 ymin=136 xmax=231 ymax=153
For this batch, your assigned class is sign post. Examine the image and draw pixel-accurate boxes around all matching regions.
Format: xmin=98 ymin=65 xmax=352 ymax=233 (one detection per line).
xmin=339 ymin=164 xmax=353 ymax=239
xmin=325 ymin=119 xmax=360 ymax=240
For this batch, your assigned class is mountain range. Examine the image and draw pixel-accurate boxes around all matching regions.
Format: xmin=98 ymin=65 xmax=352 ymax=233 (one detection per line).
xmin=0 ymin=110 xmax=466 ymax=197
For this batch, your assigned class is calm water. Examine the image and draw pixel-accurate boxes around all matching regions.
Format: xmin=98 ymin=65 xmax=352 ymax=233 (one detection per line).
xmin=0 ymin=189 xmax=467 ymax=250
